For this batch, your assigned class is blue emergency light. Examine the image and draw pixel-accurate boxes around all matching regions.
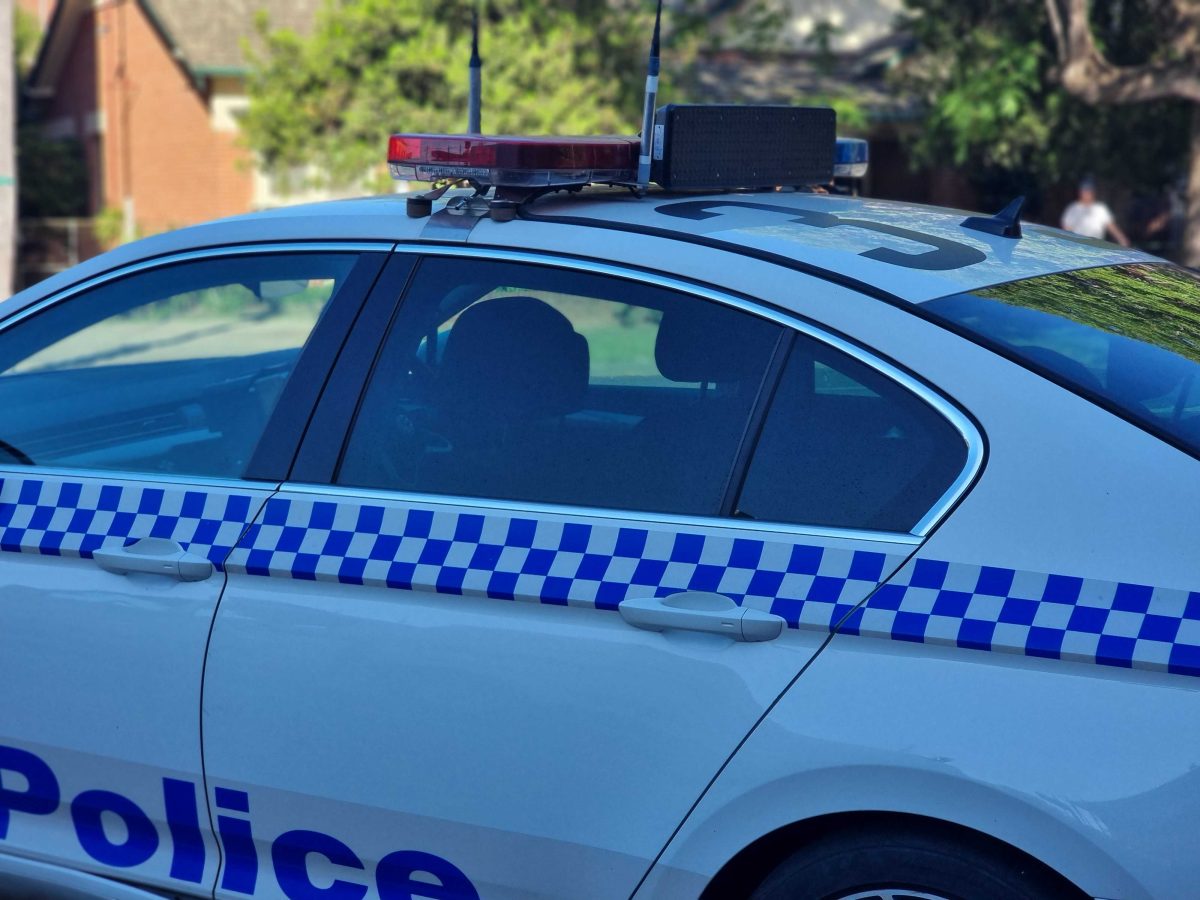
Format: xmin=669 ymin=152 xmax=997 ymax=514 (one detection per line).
xmin=834 ymin=138 xmax=870 ymax=179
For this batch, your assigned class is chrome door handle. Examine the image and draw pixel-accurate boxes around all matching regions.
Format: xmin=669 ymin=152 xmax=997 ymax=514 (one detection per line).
xmin=619 ymin=591 xmax=785 ymax=642
xmin=93 ymin=537 xmax=214 ymax=582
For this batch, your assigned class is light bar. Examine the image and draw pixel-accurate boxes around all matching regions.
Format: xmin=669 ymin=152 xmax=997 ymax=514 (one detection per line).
xmin=834 ymin=138 xmax=869 ymax=178
xmin=388 ymin=134 xmax=639 ymax=188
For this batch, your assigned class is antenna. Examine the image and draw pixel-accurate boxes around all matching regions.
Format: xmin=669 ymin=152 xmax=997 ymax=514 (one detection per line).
xmin=468 ymin=6 xmax=483 ymax=135
xmin=636 ymin=0 xmax=663 ymax=190
xmin=961 ymin=196 xmax=1025 ymax=239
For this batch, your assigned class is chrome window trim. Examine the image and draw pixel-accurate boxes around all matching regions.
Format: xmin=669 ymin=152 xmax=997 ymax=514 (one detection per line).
xmin=381 ymin=242 xmax=984 ymax=540
xmin=0 ymin=464 xmax=276 ymax=493
xmin=283 ymin=481 xmax=922 ymax=547
xmin=0 ymin=241 xmax=396 ymax=331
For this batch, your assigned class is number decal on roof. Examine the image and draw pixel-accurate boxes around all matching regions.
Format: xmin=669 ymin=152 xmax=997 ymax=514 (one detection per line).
xmin=656 ymin=200 xmax=987 ymax=271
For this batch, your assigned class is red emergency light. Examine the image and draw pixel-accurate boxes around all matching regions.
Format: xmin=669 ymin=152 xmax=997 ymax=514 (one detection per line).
xmin=388 ymin=134 xmax=639 ymax=188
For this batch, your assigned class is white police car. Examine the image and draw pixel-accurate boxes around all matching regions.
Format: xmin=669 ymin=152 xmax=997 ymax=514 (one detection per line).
xmin=0 ymin=116 xmax=1197 ymax=900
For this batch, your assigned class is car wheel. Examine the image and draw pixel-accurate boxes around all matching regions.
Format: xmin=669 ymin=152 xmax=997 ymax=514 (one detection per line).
xmin=749 ymin=825 xmax=1067 ymax=900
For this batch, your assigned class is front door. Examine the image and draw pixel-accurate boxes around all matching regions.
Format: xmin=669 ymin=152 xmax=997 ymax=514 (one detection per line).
xmin=204 ymin=251 xmax=968 ymax=899
xmin=0 ymin=247 xmax=375 ymax=895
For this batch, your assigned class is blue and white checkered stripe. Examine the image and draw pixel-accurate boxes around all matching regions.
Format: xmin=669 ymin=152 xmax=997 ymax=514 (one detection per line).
xmin=5 ymin=477 xmax=1197 ymax=679
xmin=843 ymin=558 xmax=1200 ymax=678
xmin=224 ymin=495 xmax=908 ymax=630
xmin=0 ymin=476 xmax=264 ymax=567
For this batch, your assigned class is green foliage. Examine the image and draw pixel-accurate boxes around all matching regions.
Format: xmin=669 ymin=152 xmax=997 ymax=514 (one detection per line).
xmin=801 ymin=19 xmax=869 ymax=133
xmin=92 ymin=207 xmax=132 ymax=248
xmin=244 ymin=0 xmax=691 ymax=189
xmin=17 ymin=127 xmax=87 ymax=218
xmin=14 ymin=6 xmax=41 ymax=78
xmin=899 ymin=0 xmax=1190 ymax=199
xmin=242 ymin=0 xmax=785 ymax=190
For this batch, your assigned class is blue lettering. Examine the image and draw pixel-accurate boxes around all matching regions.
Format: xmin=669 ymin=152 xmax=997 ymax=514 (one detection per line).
xmin=272 ymin=828 xmax=367 ymax=900
xmin=163 ymin=777 xmax=206 ymax=884
xmin=377 ymin=850 xmax=480 ymax=900
xmin=216 ymin=787 xmax=258 ymax=894
xmin=0 ymin=745 xmax=59 ymax=840
xmin=0 ymin=745 xmax=479 ymax=900
xmin=70 ymin=789 xmax=158 ymax=867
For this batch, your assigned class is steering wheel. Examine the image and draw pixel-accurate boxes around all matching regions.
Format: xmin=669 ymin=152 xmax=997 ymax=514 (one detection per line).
xmin=0 ymin=438 xmax=33 ymax=466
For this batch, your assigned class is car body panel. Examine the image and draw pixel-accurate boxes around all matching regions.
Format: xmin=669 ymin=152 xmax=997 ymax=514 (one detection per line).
xmin=636 ymin=636 xmax=1199 ymax=900
xmin=0 ymin=189 xmax=1194 ymax=899
xmin=0 ymin=470 xmax=271 ymax=896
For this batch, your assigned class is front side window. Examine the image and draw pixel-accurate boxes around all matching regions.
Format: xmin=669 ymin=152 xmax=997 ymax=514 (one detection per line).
xmin=0 ymin=252 xmax=359 ymax=477
xmin=337 ymin=258 xmax=782 ymax=516
xmin=923 ymin=264 xmax=1200 ymax=457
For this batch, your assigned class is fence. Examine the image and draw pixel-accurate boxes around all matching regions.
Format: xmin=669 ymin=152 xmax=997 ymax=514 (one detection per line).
xmin=17 ymin=217 xmax=106 ymax=291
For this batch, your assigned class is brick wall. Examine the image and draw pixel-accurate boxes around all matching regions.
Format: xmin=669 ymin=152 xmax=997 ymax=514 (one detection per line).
xmin=49 ymin=0 xmax=254 ymax=237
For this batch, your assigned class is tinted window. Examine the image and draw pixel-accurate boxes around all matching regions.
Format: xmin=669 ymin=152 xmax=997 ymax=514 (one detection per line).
xmin=0 ymin=253 xmax=357 ymax=477
xmin=738 ymin=337 xmax=968 ymax=532
xmin=337 ymin=258 xmax=782 ymax=516
xmin=924 ymin=264 xmax=1200 ymax=456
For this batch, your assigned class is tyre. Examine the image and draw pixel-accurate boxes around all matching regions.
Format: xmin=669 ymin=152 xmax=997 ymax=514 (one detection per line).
xmin=749 ymin=825 xmax=1069 ymax=900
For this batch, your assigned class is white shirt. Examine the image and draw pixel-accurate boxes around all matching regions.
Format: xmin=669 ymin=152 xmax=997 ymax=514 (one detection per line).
xmin=1062 ymin=201 xmax=1113 ymax=239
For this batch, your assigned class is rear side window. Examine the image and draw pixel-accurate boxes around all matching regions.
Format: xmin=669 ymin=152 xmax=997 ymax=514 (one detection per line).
xmin=923 ymin=264 xmax=1200 ymax=457
xmin=337 ymin=257 xmax=782 ymax=517
xmin=737 ymin=337 xmax=968 ymax=532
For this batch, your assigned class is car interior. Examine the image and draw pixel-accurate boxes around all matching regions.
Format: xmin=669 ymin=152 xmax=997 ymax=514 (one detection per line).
xmin=337 ymin=270 xmax=967 ymax=532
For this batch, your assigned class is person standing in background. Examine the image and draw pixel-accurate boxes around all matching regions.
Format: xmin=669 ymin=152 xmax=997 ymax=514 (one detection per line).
xmin=1062 ymin=178 xmax=1131 ymax=246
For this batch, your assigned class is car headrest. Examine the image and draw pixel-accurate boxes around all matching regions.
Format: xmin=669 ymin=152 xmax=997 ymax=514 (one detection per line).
xmin=437 ymin=296 xmax=588 ymax=421
xmin=655 ymin=301 xmax=777 ymax=384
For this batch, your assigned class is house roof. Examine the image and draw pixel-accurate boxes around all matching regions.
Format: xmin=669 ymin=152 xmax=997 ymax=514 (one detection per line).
xmin=141 ymin=0 xmax=322 ymax=75
xmin=27 ymin=0 xmax=320 ymax=96
xmin=693 ymin=33 xmax=915 ymax=123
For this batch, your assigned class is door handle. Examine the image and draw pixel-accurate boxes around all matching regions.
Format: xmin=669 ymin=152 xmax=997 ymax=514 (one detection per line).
xmin=93 ymin=537 xmax=214 ymax=582
xmin=619 ymin=591 xmax=785 ymax=642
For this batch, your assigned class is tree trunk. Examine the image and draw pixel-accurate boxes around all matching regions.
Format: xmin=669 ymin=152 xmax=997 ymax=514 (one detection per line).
xmin=1184 ymin=103 xmax=1200 ymax=268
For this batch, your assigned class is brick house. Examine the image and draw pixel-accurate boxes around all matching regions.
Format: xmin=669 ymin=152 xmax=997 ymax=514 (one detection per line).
xmin=25 ymin=0 xmax=321 ymax=242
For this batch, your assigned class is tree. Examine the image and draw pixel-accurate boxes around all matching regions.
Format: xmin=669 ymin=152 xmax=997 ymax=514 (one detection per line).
xmin=1044 ymin=0 xmax=1200 ymax=263
xmin=243 ymin=0 xmax=692 ymax=191
xmin=899 ymin=0 xmax=1192 ymax=254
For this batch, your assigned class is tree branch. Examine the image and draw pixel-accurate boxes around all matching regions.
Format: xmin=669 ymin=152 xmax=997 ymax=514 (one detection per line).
xmin=1044 ymin=0 xmax=1200 ymax=103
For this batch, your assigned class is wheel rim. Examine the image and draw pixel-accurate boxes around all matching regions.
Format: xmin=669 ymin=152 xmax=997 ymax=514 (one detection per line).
xmin=833 ymin=892 xmax=956 ymax=900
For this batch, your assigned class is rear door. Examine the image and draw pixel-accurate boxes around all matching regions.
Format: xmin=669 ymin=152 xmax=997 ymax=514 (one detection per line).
xmin=203 ymin=249 xmax=975 ymax=899
xmin=0 ymin=245 xmax=386 ymax=896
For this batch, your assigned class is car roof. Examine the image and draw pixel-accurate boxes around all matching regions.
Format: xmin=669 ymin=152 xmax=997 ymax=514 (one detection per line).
xmin=4 ymin=189 xmax=1156 ymax=313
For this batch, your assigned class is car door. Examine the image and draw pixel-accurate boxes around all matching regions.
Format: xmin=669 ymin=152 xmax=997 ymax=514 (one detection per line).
xmin=203 ymin=249 xmax=976 ymax=900
xmin=0 ymin=245 xmax=387 ymax=896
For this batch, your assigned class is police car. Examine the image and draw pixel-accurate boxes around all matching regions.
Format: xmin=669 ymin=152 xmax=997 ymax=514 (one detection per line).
xmin=0 ymin=106 xmax=1197 ymax=900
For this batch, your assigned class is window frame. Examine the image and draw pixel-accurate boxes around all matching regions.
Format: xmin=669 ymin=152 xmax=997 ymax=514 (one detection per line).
xmin=0 ymin=242 xmax=393 ymax=486
xmin=291 ymin=245 xmax=985 ymax=541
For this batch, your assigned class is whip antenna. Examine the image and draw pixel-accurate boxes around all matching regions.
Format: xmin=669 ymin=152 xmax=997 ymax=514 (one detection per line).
xmin=636 ymin=0 xmax=663 ymax=190
xmin=468 ymin=7 xmax=483 ymax=134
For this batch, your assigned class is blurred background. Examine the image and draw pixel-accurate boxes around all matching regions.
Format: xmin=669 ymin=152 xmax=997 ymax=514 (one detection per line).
xmin=10 ymin=0 xmax=1198 ymax=289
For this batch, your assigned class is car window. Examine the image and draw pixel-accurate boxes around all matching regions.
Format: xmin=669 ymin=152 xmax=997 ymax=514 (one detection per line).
xmin=922 ymin=263 xmax=1200 ymax=457
xmin=0 ymin=252 xmax=359 ymax=478
xmin=337 ymin=257 xmax=782 ymax=516
xmin=737 ymin=337 xmax=968 ymax=532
